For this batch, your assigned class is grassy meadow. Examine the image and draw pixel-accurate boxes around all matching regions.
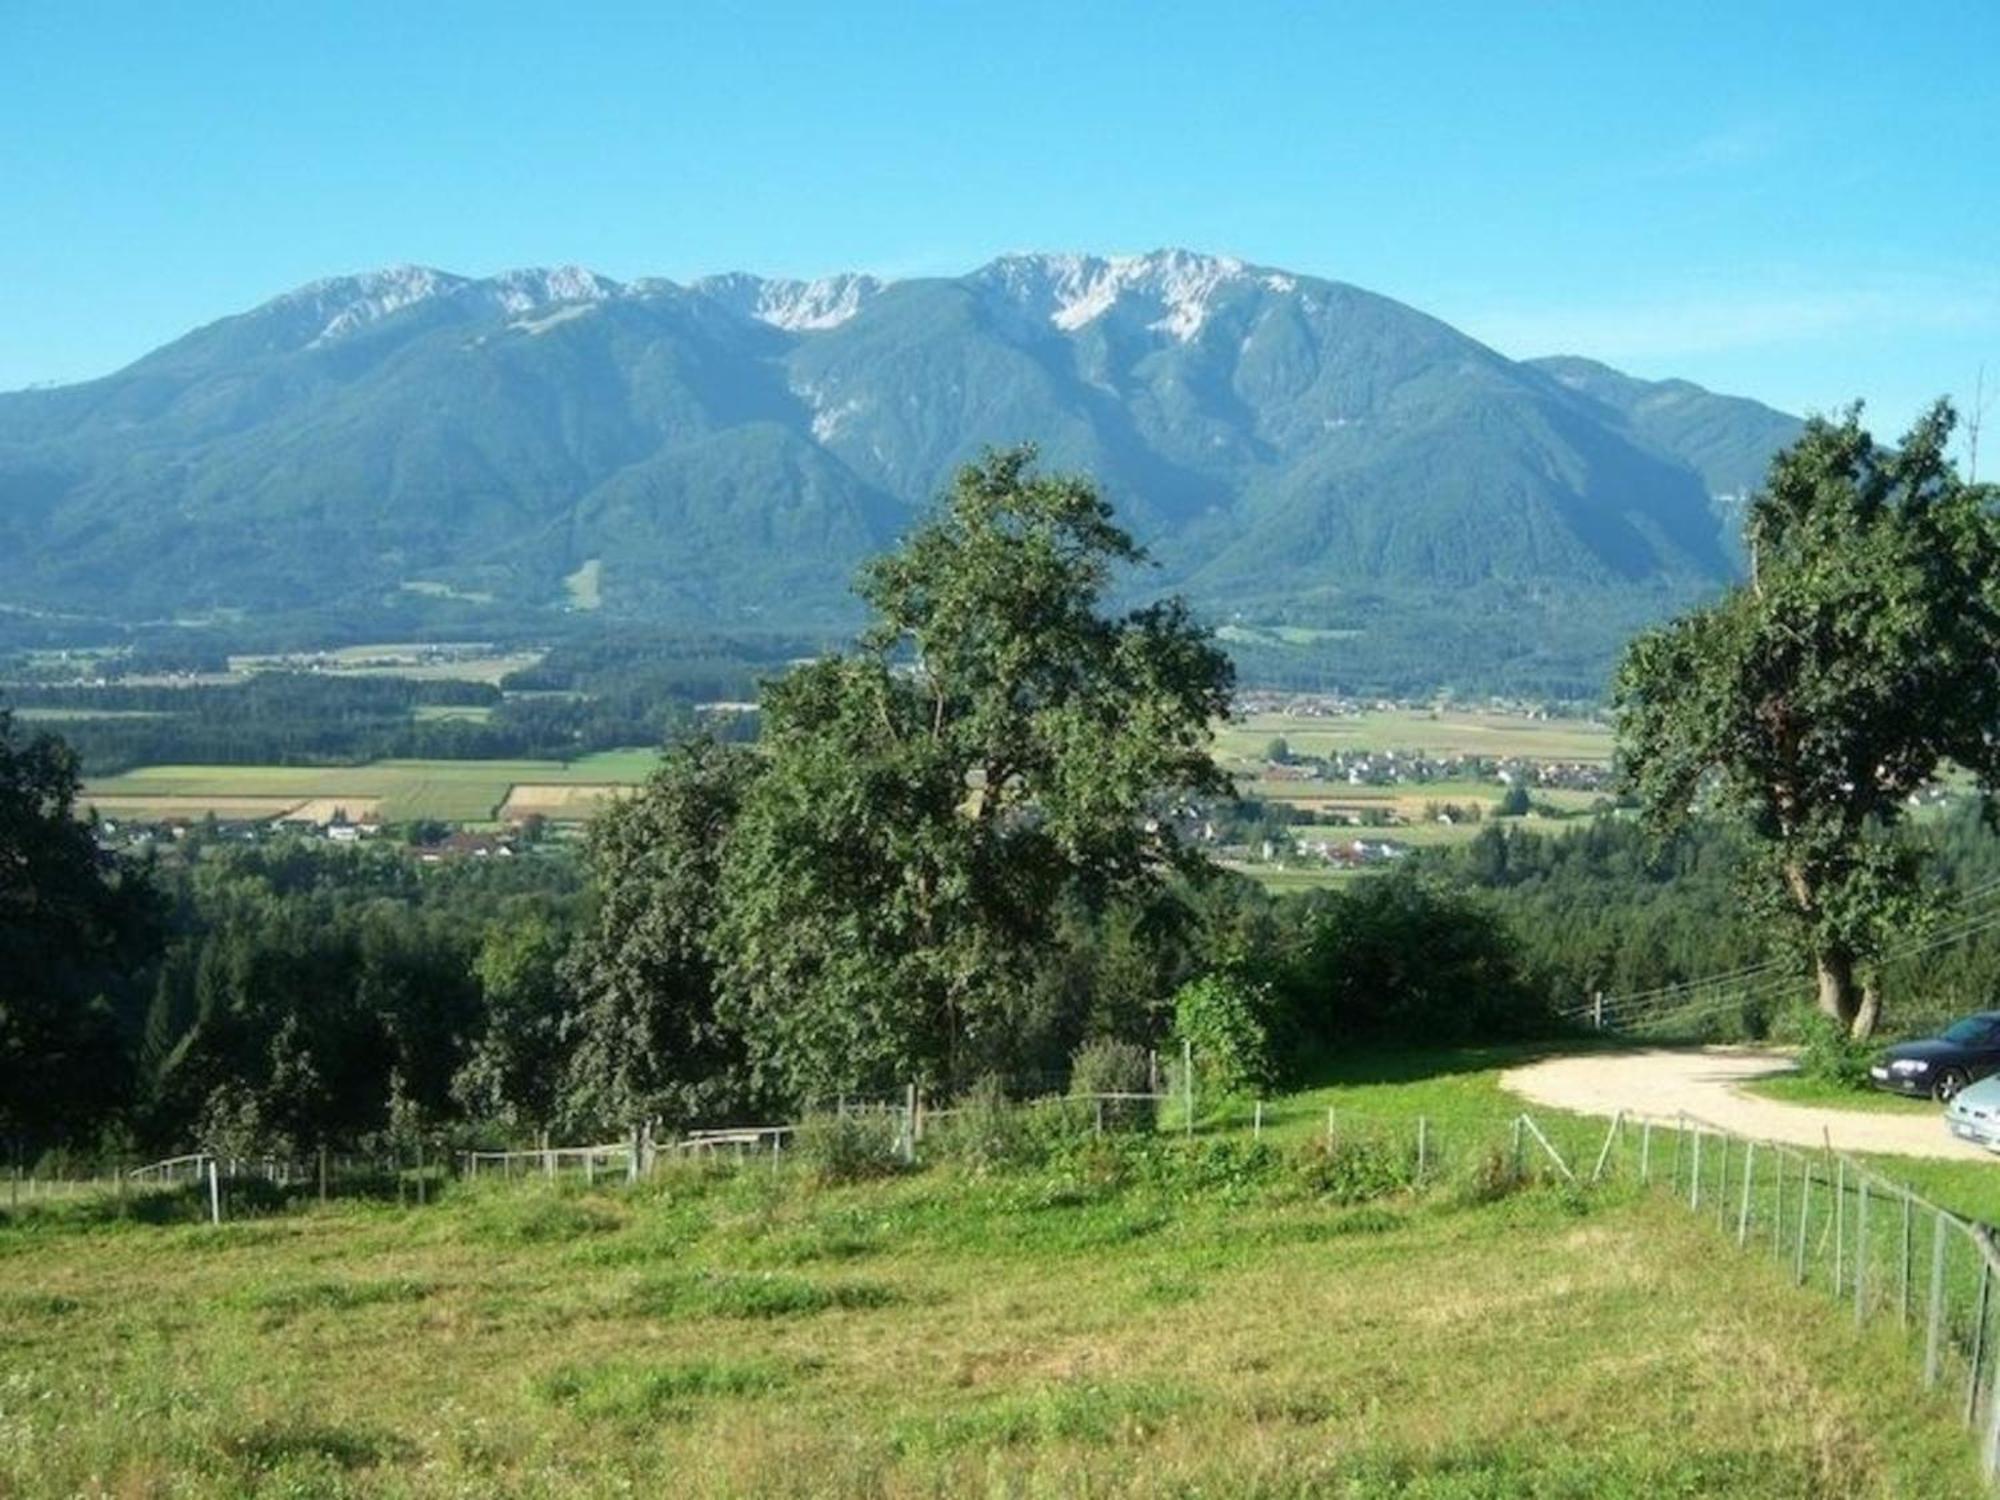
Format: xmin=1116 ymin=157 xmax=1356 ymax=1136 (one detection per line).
xmin=0 ymin=1051 xmax=1988 ymax=1498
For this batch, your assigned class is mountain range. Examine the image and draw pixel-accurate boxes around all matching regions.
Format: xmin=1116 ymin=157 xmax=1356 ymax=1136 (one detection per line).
xmin=0 ymin=250 xmax=1801 ymax=690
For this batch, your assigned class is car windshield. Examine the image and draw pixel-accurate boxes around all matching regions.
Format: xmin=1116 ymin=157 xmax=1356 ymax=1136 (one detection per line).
xmin=1940 ymin=1018 xmax=1997 ymax=1046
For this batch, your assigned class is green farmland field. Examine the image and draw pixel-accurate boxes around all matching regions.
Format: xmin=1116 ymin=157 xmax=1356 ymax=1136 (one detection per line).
xmin=1215 ymin=708 xmax=1615 ymax=765
xmin=84 ymin=749 xmax=663 ymax=825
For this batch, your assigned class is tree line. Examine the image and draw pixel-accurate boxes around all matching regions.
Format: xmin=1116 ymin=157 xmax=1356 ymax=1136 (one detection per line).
xmin=6 ymin=415 xmax=1998 ymax=1163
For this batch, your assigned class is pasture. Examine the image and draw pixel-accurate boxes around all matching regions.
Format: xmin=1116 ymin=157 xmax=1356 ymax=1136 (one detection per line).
xmin=0 ymin=1052 xmax=1982 ymax=1498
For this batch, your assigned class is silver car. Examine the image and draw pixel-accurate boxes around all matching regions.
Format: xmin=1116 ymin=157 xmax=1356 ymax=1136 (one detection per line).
xmin=1944 ymin=1073 xmax=2000 ymax=1153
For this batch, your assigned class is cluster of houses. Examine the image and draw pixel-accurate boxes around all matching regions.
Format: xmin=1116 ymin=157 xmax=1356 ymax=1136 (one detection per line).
xmin=1264 ymin=746 xmax=1614 ymax=795
xmin=92 ymin=815 xmax=522 ymax=863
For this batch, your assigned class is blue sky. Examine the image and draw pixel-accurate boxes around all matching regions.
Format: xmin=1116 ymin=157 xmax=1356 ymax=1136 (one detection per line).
xmin=4 ymin=1 xmax=1997 ymax=442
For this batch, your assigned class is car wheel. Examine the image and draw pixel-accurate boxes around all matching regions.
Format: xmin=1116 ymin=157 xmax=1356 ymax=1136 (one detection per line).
xmin=1935 ymin=1068 xmax=1970 ymax=1103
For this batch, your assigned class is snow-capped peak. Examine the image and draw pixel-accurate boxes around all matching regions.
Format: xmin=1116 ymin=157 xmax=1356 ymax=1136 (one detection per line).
xmin=695 ymin=272 xmax=883 ymax=331
xmin=485 ymin=265 xmax=623 ymax=315
xmin=974 ymin=249 xmax=1292 ymax=341
xmin=278 ymin=265 xmax=466 ymax=345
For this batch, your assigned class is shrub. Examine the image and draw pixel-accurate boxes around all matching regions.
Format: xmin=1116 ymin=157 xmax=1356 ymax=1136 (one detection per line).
xmin=1172 ymin=972 xmax=1278 ymax=1102
xmin=934 ymin=1075 xmax=1039 ymax=1171
xmin=792 ymin=1110 xmax=906 ymax=1184
xmin=1453 ymin=1144 xmax=1529 ymax=1207
xmin=1069 ymin=1037 xmax=1154 ymax=1132
xmin=1796 ymin=1011 xmax=1874 ymax=1089
xmin=1293 ymin=1133 xmax=1413 ymax=1204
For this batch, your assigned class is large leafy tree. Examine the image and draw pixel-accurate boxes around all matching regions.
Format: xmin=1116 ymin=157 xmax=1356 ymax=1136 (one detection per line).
xmin=0 ymin=711 xmax=159 ymax=1151
xmin=1615 ymin=403 xmax=2000 ymax=1038
xmin=716 ymin=448 xmax=1234 ymax=1098
xmin=562 ymin=736 xmax=762 ymax=1132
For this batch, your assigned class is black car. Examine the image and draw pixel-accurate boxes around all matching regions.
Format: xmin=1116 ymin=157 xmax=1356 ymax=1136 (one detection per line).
xmin=1869 ymin=1012 xmax=2000 ymax=1101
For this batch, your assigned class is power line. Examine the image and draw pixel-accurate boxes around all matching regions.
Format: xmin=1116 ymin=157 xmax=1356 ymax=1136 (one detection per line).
xmin=1566 ymin=874 xmax=2000 ymax=1022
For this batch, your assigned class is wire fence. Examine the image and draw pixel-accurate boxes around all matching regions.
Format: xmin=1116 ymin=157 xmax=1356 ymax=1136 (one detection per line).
xmin=1639 ymin=1111 xmax=2000 ymax=1482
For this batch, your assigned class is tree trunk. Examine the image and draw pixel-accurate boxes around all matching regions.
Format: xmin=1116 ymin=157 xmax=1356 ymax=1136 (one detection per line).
xmin=1852 ymin=979 xmax=1882 ymax=1042
xmin=1815 ymin=949 xmax=1860 ymax=1031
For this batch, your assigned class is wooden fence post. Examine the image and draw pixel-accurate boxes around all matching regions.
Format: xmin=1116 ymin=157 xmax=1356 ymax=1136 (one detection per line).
xmin=1183 ymin=1039 xmax=1194 ymax=1137
xmin=1416 ymin=1116 xmax=1428 ymax=1181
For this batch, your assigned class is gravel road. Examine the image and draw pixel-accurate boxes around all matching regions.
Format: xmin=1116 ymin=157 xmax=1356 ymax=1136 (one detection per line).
xmin=1500 ymin=1047 xmax=1996 ymax=1162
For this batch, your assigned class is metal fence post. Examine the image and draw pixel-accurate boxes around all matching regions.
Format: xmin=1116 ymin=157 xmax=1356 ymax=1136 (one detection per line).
xmin=1902 ymin=1187 xmax=1915 ymax=1331
xmin=1640 ymin=1119 xmax=1652 ymax=1185
xmin=1690 ymin=1129 xmax=1702 ymax=1212
xmin=1833 ymin=1157 xmax=1846 ymax=1296
xmin=1771 ymin=1149 xmax=1784 ymax=1258
xmin=1929 ymin=1213 xmax=1950 ymax=1389
xmin=1855 ymin=1176 xmax=1869 ymax=1326
xmin=1794 ymin=1162 xmax=1812 ymax=1285
xmin=1717 ymin=1134 xmax=1731 ymax=1232
xmin=1969 ymin=1261 xmax=1992 ymax=1427
xmin=1736 ymin=1140 xmax=1755 ymax=1248
xmin=1183 ymin=1039 xmax=1194 ymax=1137
xmin=1416 ymin=1116 xmax=1428 ymax=1182
xmin=206 ymin=1158 xmax=221 ymax=1226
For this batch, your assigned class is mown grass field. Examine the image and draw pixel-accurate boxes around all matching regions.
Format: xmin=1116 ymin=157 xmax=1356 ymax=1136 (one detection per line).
xmin=84 ymin=750 xmax=662 ymax=825
xmin=1214 ymin=709 xmax=1615 ymax=766
xmin=0 ymin=1051 xmax=1985 ymax=1498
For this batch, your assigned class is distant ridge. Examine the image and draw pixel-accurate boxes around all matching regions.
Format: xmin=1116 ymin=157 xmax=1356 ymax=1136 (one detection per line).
xmin=0 ymin=250 xmax=1801 ymax=687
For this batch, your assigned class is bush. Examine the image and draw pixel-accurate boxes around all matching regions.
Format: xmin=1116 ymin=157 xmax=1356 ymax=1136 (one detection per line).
xmin=1172 ymin=972 xmax=1278 ymax=1101
xmin=792 ymin=1110 xmax=906 ymax=1184
xmin=1292 ymin=1133 xmax=1413 ymax=1204
xmin=1282 ymin=870 xmax=1546 ymax=1045
xmin=933 ymin=1076 xmax=1039 ymax=1172
xmin=1069 ymin=1037 xmax=1154 ymax=1132
xmin=1453 ymin=1144 xmax=1530 ymax=1207
xmin=1796 ymin=1011 xmax=1874 ymax=1089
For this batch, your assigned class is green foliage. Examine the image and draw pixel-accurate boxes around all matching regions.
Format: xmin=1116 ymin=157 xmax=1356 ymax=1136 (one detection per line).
xmin=1292 ymin=1133 xmax=1413 ymax=1204
xmin=792 ymin=1111 xmax=907 ymax=1185
xmin=1069 ymin=1037 xmax=1154 ymax=1132
xmin=0 ymin=709 xmax=160 ymax=1150
xmin=716 ymin=449 xmax=1233 ymax=1098
xmin=1616 ymin=404 xmax=2000 ymax=1037
xmin=1279 ymin=869 xmax=1545 ymax=1045
xmin=561 ymin=737 xmax=762 ymax=1133
xmin=1453 ymin=1145 xmax=1532 ymax=1207
xmin=933 ymin=1076 xmax=1039 ymax=1172
xmin=1172 ymin=972 xmax=1277 ymax=1099
xmin=1795 ymin=1013 xmax=1875 ymax=1090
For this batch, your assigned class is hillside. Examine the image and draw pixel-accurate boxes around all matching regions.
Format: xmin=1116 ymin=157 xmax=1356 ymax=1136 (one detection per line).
xmin=0 ymin=252 xmax=1801 ymax=688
